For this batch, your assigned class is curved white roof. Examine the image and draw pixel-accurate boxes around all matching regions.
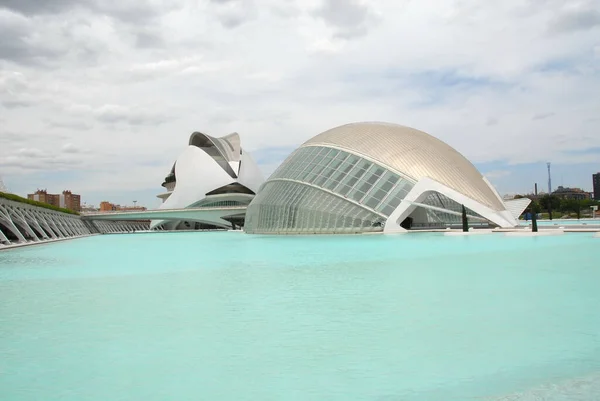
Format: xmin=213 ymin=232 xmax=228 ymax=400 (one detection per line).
xmin=303 ymin=122 xmax=504 ymax=211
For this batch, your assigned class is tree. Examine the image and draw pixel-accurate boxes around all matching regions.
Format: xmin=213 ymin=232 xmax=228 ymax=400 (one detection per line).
xmin=560 ymin=198 xmax=581 ymax=217
xmin=539 ymin=195 xmax=561 ymax=218
xmin=529 ymin=201 xmax=542 ymax=213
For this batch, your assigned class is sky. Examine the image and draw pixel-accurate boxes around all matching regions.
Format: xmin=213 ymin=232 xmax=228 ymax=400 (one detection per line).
xmin=1 ymin=0 xmax=599 ymax=208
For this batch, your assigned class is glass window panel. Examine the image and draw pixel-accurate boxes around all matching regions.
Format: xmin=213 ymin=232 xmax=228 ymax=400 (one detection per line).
xmin=348 ymin=188 xmax=366 ymax=202
xmin=371 ymin=188 xmax=388 ymax=202
xmin=358 ymin=180 xmax=373 ymax=194
xmin=337 ymin=184 xmax=353 ymax=197
xmin=337 ymin=164 xmax=368 ymax=191
xmin=364 ymin=195 xmax=381 ymax=209
xmin=326 ymin=162 xmax=355 ymax=191
xmin=381 ymin=204 xmax=395 ymax=216
xmin=366 ymin=172 xmax=381 ymax=185
xmin=313 ymin=173 xmax=329 ymax=187
xmin=380 ymin=179 xmax=395 ymax=193
xmin=372 ymin=167 xmax=385 ymax=177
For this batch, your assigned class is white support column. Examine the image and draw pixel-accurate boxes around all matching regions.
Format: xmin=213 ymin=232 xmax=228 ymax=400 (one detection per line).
xmin=54 ymin=217 xmax=70 ymax=237
xmin=64 ymin=217 xmax=78 ymax=236
xmin=0 ymin=228 xmax=9 ymax=244
xmin=6 ymin=206 xmax=39 ymax=241
xmin=22 ymin=210 xmax=50 ymax=239
xmin=62 ymin=218 xmax=75 ymax=235
xmin=0 ymin=205 xmax=27 ymax=242
xmin=384 ymin=177 xmax=517 ymax=233
xmin=62 ymin=218 xmax=77 ymax=236
xmin=31 ymin=210 xmax=57 ymax=239
xmin=48 ymin=217 xmax=67 ymax=238
xmin=41 ymin=213 xmax=61 ymax=238
xmin=68 ymin=219 xmax=81 ymax=235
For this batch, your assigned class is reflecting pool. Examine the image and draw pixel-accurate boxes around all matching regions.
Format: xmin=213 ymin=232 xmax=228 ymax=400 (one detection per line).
xmin=1 ymin=232 xmax=599 ymax=401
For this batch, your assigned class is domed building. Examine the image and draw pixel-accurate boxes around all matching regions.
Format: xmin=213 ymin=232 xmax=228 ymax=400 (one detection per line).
xmin=244 ymin=122 xmax=529 ymax=234
xmin=153 ymin=132 xmax=264 ymax=230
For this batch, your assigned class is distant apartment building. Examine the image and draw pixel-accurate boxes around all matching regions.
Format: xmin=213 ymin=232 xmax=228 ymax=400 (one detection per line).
xmin=99 ymin=201 xmax=147 ymax=212
xmin=99 ymin=201 xmax=116 ymax=212
xmin=551 ymin=186 xmax=590 ymax=201
xmin=594 ymin=173 xmax=600 ymax=200
xmin=28 ymin=189 xmax=81 ymax=211
xmin=28 ymin=190 xmax=60 ymax=207
xmin=61 ymin=190 xmax=81 ymax=211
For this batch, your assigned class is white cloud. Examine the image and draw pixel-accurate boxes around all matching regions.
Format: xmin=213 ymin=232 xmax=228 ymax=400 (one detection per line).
xmin=0 ymin=0 xmax=599 ymax=205
xmin=484 ymin=170 xmax=511 ymax=180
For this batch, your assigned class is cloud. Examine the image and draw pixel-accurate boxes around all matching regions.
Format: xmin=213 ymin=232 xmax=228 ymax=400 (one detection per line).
xmin=0 ymin=131 xmax=27 ymax=144
xmin=0 ymin=70 xmax=39 ymax=108
xmin=484 ymin=170 xmax=511 ymax=179
xmin=0 ymin=0 xmax=598 ymax=207
xmin=485 ymin=117 xmax=498 ymax=126
xmin=0 ymin=148 xmax=84 ymax=172
xmin=312 ymin=0 xmax=379 ymax=39
xmin=16 ymin=147 xmax=44 ymax=157
xmin=61 ymin=143 xmax=87 ymax=154
xmin=532 ymin=112 xmax=556 ymax=120
xmin=0 ymin=0 xmax=182 ymax=21
xmin=0 ymin=0 xmax=80 ymax=16
xmin=548 ymin=7 xmax=600 ymax=33
xmin=92 ymin=104 xmax=169 ymax=126
xmin=0 ymin=9 xmax=105 ymax=66
xmin=125 ymin=56 xmax=229 ymax=82
xmin=47 ymin=120 xmax=93 ymax=130
xmin=210 ymin=0 xmax=258 ymax=28
xmin=307 ymin=38 xmax=344 ymax=55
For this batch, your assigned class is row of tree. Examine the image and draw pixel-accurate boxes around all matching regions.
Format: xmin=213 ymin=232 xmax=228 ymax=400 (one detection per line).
xmin=516 ymin=194 xmax=599 ymax=219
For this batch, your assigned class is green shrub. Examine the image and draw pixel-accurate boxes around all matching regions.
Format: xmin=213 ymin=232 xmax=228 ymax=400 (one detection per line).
xmin=0 ymin=192 xmax=79 ymax=215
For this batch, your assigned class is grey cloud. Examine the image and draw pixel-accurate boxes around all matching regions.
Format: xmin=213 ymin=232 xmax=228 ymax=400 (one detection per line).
xmin=17 ymin=147 xmax=45 ymax=157
xmin=0 ymin=131 xmax=27 ymax=143
xmin=486 ymin=117 xmax=498 ymax=126
xmin=0 ymin=11 xmax=58 ymax=64
xmin=210 ymin=0 xmax=257 ymax=29
xmin=0 ymin=131 xmax=69 ymax=146
xmin=313 ymin=0 xmax=378 ymax=39
xmin=0 ymin=143 xmax=85 ymax=172
xmin=0 ymin=0 xmax=181 ymax=22
xmin=1 ymin=99 xmax=33 ymax=108
xmin=0 ymin=155 xmax=83 ymax=170
xmin=48 ymin=120 xmax=93 ymax=130
xmin=0 ymin=70 xmax=36 ymax=108
xmin=93 ymin=104 xmax=169 ymax=126
xmin=269 ymin=4 xmax=299 ymax=19
xmin=0 ymin=1 xmax=183 ymax=60
xmin=209 ymin=112 xmax=237 ymax=125
xmin=134 ymin=31 xmax=165 ymax=49
xmin=532 ymin=112 xmax=556 ymax=120
xmin=0 ymin=0 xmax=79 ymax=15
xmin=61 ymin=143 xmax=86 ymax=154
xmin=549 ymin=8 xmax=600 ymax=33
xmin=219 ymin=13 xmax=247 ymax=28
xmin=0 ymin=10 xmax=104 ymax=66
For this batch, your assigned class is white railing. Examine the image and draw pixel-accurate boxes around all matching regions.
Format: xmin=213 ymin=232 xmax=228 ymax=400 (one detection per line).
xmin=81 ymin=205 xmax=247 ymax=216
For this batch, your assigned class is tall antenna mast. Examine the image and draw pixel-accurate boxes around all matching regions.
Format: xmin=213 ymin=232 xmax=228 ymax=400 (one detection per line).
xmin=547 ymin=162 xmax=552 ymax=194
xmin=0 ymin=176 xmax=7 ymax=193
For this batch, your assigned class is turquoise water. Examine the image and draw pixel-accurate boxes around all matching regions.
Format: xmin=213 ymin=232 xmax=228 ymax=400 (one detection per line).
xmin=1 ymin=232 xmax=599 ymax=401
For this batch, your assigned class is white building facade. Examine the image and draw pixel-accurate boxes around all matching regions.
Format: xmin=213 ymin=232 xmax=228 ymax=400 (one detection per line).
xmin=244 ymin=122 xmax=530 ymax=234
xmin=153 ymin=132 xmax=264 ymax=230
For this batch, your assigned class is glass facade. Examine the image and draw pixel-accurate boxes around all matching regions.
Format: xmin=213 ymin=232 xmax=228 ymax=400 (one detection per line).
xmin=244 ymin=146 xmax=415 ymax=234
xmin=414 ymin=193 xmax=490 ymax=228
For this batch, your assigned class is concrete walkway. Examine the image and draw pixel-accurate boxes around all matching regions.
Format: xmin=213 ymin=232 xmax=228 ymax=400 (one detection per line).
xmin=0 ymin=234 xmax=98 ymax=251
